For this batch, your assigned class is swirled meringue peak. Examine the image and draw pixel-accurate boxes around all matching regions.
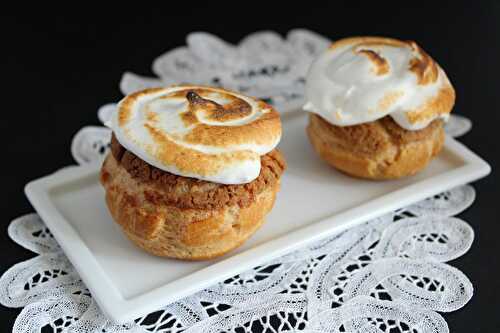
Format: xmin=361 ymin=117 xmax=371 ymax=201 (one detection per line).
xmin=304 ymin=37 xmax=455 ymax=130
xmin=110 ymin=86 xmax=282 ymax=184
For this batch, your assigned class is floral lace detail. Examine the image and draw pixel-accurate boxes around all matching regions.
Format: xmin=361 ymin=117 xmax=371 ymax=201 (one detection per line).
xmin=119 ymin=30 xmax=330 ymax=113
xmin=0 ymin=184 xmax=476 ymax=333
xmin=1 ymin=31 xmax=476 ymax=332
xmin=307 ymin=296 xmax=448 ymax=333
xmin=71 ymin=126 xmax=111 ymax=165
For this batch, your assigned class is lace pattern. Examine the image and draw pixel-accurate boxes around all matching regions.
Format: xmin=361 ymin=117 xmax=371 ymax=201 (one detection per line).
xmin=1 ymin=31 xmax=475 ymax=332
xmin=0 ymin=183 xmax=476 ymax=333
xmin=0 ymin=185 xmax=474 ymax=332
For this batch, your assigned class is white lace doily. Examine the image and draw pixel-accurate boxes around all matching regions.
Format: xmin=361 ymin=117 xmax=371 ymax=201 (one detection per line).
xmin=1 ymin=30 xmax=476 ymax=333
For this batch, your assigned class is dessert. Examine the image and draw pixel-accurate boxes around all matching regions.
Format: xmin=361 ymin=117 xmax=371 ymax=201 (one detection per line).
xmin=304 ymin=37 xmax=455 ymax=179
xmin=100 ymin=86 xmax=285 ymax=260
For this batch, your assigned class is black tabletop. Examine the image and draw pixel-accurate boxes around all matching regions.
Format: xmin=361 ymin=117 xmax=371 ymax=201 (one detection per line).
xmin=2 ymin=4 xmax=499 ymax=331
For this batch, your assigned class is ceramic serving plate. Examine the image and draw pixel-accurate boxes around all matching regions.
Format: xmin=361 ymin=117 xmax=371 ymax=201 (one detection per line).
xmin=25 ymin=111 xmax=490 ymax=323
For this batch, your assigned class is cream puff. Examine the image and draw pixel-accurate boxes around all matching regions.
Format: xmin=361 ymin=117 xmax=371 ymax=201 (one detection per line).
xmin=304 ymin=36 xmax=455 ymax=179
xmin=100 ymin=86 xmax=285 ymax=260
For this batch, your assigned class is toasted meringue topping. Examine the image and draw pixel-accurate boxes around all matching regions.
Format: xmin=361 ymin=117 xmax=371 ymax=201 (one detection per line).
xmin=110 ymin=86 xmax=282 ymax=184
xmin=304 ymin=37 xmax=455 ymax=130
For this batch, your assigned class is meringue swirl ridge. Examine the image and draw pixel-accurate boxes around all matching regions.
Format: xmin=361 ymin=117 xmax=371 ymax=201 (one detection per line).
xmin=304 ymin=36 xmax=455 ymax=130
xmin=111 ymin=86 xmax=282 ymax=184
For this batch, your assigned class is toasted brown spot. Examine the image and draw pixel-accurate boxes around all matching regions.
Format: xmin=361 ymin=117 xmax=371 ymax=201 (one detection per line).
xmin=408 ymin=41 xmax=438 ymax=85
xmin=207 ymin=99 xmax=252 ymax=122
xmin=168 ymin=89 xmax=205 ymax=98
xmin=118 ymin=88 xmax=165 ymax=127
xmin=356 ymin=49 xmax=389 ymax=75
xmin=183 ymin=108 xmax=280 ymax=147
xmin=118 ymin=110 xmax=130 ymax=127
xmin=330 ymin=37 xmax=440 ymax=86
xmin=186 ymin=90 xmax=214 ymax=105
xmin=186 ymin=90 xmax=252 ymax=123
xmin=145 ymin=110 xmax=159 ymax=122
xmin=406 ymin=86 xmax=455 ymax=124
xmin=377 ymin=91 xmax=404 ymax=112
xmin=180 ymin=110 xmax=199 ymax=127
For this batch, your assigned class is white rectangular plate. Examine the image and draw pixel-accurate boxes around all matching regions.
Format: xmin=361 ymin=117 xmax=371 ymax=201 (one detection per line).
xmin=25 ymin=112 xmax=490 ymax=323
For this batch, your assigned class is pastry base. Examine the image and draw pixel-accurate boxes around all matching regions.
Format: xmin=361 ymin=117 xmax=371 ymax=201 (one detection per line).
xmin=307 ymin=114 xmax=445 ymax=179
xmin=101 ymin=154 xmax=280 ymax=260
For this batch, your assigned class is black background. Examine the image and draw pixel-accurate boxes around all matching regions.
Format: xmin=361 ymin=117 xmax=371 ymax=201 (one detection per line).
xmin=1 ymin=3 xmax=499 ymax=331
